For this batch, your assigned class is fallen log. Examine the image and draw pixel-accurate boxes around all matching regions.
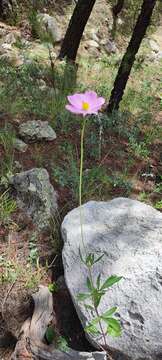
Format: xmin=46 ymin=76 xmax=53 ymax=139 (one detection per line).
xmin=11 ymin=285 xmax=106 ymax=360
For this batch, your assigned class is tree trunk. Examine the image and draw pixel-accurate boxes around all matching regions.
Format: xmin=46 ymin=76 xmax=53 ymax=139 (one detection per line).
xmin=59 ymin=0 xmax=96 ymax=61
xmin=111 ymin=0 xmax=125 ymax=39
xmin=106 ymin=0 xmax=157 ymax=114
xmin=112 ymin=0 xmax=125 ymax=17
xmin=0 ymin=0 xmax=16 ymax=19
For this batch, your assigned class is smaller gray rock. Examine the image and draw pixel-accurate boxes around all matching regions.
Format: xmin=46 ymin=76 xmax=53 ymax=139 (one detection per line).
xmin=0 ymin=43 xmax=12 ymax=53
xmin=85 ymin=40 xmax=99 ymax=48
xmin=149 ymin=39 xmax=160 ymax=53
xmin=105 ymin=40 xmax=117 ymax=54
xmin=85 ymin=29 xmax=99 ymax=42
xmin=117 ymin=17 xmax=123 ymax=26
xmin=2 ymin=32 xmax=17 ymax=45
xmin=14 ymin=138 xmax=28 ymax=152
xmin=14 ymin=160 xmax=23 ymax=171
xmin=38 ymin=79 xmax=47 ymax=91
xmin=157 ymin=51 xmax=162 ymax=60
xmin=10 ymin=168 xmax=58 ymax=230
xmin=65 ymin=349 xmax=107 ymax=360
xmin=37 ymin=13 xmax=62 ymax=43
xmin=19 ymin=120 xmax=56 ymax=142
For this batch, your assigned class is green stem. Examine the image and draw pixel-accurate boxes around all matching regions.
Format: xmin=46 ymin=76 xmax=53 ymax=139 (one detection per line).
xmin=88 ymin=271 xmax=108 ymax=353
xmin=79 ymin=117 xmax=111 ymax=358
xmin=79 ymin=117 xmax=87 ymax=254
xmin=79 ymin=118 xmax=86 ymax=207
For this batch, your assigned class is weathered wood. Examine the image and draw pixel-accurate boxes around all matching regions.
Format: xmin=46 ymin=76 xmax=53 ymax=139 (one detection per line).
xmin=30 ymin=285 xmax=53 ymax=342
xmin=11 ymin=286 xmax=54 ymax=360
xmin=11 ymin=319 xmax=32 ymax=360
xmin=11 ymin=285 xmax=106 ymax=360
xmin=0 ymin=282 xmax=33 ymax=346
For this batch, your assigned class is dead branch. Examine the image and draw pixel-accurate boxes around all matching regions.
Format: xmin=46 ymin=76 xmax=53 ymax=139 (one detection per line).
xmin=11 ymin=285 xmax=106 ymax=360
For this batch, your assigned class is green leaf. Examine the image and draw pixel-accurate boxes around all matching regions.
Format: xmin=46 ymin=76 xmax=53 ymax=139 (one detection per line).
xmin=93 ymin=289 xmax=102 ymax=308
xmin=77 ymin=292 xmax=91 ymax=301
xmin=85 ymin=253 xmax=95 ymax=267
xmin=79 ymin=247 xmax=85 ymax=264
xmin=48 ymin=282 xmax=58 ymax=293
xmin=86 ymin=276 xmax=93 ymax=291
xmin=100 ymin=275 xmax=122 ymax=291
xmin=101 ymin=307 xmax=118 ymax=319
xmin=85 ymin=324 xmax=100 ymax=336
xmin=45 ymin=326 xmax=55 ymax=344
xmin=84 ymin=304 xmax=94 ymax=311
xmin=93 ymin=253 xmax=104 ymax=264
xmin=91 ymin=316 xmax=101 ymax=325
xmin=96 ymin=274 xmax=101 ymax=289
xmin=57 ymin=336 xmax=69 ymax=351
xmin=105 ymin=318 xmax=121 ymax=337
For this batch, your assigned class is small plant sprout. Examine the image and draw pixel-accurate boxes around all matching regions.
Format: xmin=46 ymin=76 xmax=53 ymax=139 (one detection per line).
xmin=48 ymin=282 xmax=59 ymax=293
xmin=66 ymin=91 xmax=122 ymax=357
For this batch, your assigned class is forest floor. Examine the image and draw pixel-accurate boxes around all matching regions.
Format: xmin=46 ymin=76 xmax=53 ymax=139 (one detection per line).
xmin=0 ymin=1 xmax=162 ymax=359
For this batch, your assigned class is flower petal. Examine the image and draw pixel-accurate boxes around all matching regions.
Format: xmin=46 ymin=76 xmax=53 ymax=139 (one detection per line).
xmin=83 ymin=91 xmax=97 ymax=105
xmin=66 ymin=104 xmax=87 ymax=115
xmin=83 ymin=92 xmax=105 ymax=111
xmin=91 ymin=97 xmax=105 ymax=110
xmin=67 ymin=94 xmax=84 ymax=109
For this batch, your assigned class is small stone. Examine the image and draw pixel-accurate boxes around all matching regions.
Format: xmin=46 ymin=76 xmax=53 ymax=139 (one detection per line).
xmin=14 ymin=138 xmax=28 ymax=152
xmin=10 ymin=168 xmax=58 ymax=231
xmin=0 ymin=43 xmax=12 ymax=52
xmin=65 ymin=349 xmax=107 ymax=360
xmin=157 ymin=51 xmax=162 ymax=59
xmin=19 ymin=120 xmax=57 ymax=142
xmin=117 ymin=17 xmax=123 ymax=25
xmin=2 ymin=32 xmax=17 ymax=45
xmin=38 ymin=79 xmax=47 ymax=91
xmin=86 ymin=28 xmax=99 ymax=42
xmin=149 ymin=39 xmax=160 ymax=53
xmin=105 ymin=39 xmax=117 ymax=54
xmin=85 ymin=39 xmax=99 ymax=48
xmin=14 ymin=161 xmax=23 ymax=171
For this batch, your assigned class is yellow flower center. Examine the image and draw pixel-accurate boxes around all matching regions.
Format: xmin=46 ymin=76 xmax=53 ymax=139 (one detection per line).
xmin=82 ymin=101 xmax=90 ymax=111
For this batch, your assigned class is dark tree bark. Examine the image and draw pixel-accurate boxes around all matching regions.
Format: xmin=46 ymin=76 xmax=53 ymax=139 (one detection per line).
xmin=112 ymin=0 xmax=125 ymax=17
xmin=0 ymin=0 xmax=15 ymax=19
xmin=59 ymin=0 xmax=96 ymax=61
xmin=106 ymin=0 xmax=157 ymax=114
xmin=111 ymin=0 xmax=125 ymax=39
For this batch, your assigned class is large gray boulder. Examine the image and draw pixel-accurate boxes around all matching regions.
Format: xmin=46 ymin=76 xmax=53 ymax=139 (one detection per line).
xmin=11 ymin=168 xmax=58 ymax=230
xmin=19 ymin=120 xmax=56 ymax=142
xmin=61 ymin=198 xmax=162 ymax=360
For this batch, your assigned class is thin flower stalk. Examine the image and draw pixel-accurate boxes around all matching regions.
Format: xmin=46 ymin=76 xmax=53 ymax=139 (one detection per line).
xmin=66 ymin=91 xmax=121 ymax=358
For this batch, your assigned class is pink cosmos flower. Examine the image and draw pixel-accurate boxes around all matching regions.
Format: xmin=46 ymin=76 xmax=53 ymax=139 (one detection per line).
xmin=65 ymin=91 xmax=105 ymax=117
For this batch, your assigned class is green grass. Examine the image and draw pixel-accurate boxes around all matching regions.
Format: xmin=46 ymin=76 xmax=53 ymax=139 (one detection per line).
xmin=0 ymin=58 xmax=79 ymax=127
xmin=0 ymin=253 xmax=46 ymax=288
xmin=0 ymin=50 xmax=161 ymax=210
xmin=0 ymin=126 xmax=15 ymax=178
xmin=0 ymin=190 xmax=17 ymax=226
